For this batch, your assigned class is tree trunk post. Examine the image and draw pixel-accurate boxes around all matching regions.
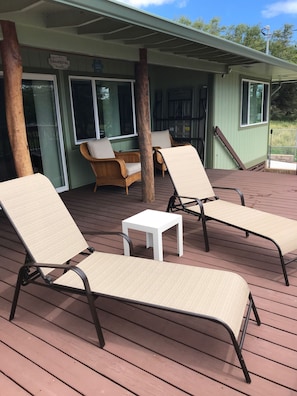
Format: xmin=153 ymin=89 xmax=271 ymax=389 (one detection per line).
xmin=135 ymin=48 xmax=155 ymax=202
xmin=0 ymin=20 xmax=33 ymax=177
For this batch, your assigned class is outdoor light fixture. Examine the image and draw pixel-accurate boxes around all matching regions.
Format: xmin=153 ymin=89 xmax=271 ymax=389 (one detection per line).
xmin=261 ymin=25 xmax=272 ymax=55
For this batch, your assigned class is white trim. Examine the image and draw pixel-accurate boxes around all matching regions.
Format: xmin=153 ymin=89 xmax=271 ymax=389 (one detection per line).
xmin=69 ymin=75 xmax=137 ymax=144
xmin=240 ymin=78 xmax=270 ymax=127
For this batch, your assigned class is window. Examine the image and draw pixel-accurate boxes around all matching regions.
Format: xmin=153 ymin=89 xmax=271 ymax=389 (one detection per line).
xmin=70 ymin=77 xmax=136 ymax=143
xmin=241 ymin=79 xmax=269 ymax=126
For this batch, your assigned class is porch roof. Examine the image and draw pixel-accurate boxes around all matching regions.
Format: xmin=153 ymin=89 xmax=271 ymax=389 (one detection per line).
xmin=1 ymin=0 xmax=297 ymax=81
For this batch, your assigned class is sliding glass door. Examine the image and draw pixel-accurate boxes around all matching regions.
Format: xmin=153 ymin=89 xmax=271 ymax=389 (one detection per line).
xmin=0 ymin=73 xmax=68 ymax=192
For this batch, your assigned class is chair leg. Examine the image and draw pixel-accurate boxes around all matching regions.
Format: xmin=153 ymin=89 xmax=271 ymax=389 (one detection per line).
xmin=232 ymin=292 xmax=261 ymax=383
xmin=280 ymin=254 xmax=289 ymax=286
xmin=71 ymin=267 xmax=105 ymax=348
xmin=85 ymin=292 xmax=105 ymax=348
xmin=250 ymin=293 xmax=261 ymax=326
xmin=231 ymin=335 xmax=251 ymax=383
xmin=239 ymin=294 xmax=260 ymax=351
xmin=166 ymin=195 xmax=176 ymax=212
xmin=200 ymin=216 xmax=210 ymax=252
xmin=9 ymin=266 xmax=27 ymax=321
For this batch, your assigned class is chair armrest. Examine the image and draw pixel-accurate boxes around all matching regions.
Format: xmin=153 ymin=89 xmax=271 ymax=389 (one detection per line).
xmin=172 ymin=141 xmax=190 ymax=147
xmin=80 ymin=143 xmax=132 ymax=175
xmin=172 ymin=194 xmax=208 ymax=216
xmin=20 ymin=261 xmax=82 ymax=284
xmin=89 ymin=157 xmax=128 ymax=178
xmin=115 ymin=151 xmax=140 ymax=163
xmin=170 ymin=136 xmax=190 ymax=147
xmin=82 ymin=231 xmax=134 ymax=256
xmin=153 ymin=148 xmax=164 ymax=165
xmin=213 ymin=186 xmax=245 ymax=206
xmin=176 ymin=194 xmax=203 ymax=205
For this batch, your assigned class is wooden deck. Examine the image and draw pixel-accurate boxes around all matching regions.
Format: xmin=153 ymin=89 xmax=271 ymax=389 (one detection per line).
xmin=0 ymin=169 xmax=297 ymax=395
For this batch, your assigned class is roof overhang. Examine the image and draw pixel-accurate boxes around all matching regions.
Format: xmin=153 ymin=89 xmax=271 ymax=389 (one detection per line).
xmin=1 ymin=0 xmax=297 ymax=82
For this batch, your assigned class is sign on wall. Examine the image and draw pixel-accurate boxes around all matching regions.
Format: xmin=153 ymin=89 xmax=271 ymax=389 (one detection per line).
xmin=48 ymin=54 xmax=70 ymax=70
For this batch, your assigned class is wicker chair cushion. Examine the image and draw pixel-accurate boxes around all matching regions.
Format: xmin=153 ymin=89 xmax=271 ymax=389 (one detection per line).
xmin=126 ymin=162 xmax=141 ymax=176
xmin=151 ymin=130 xmax=171 ymax=148
xmin=87 ymin=138 xmax=115 ymax=159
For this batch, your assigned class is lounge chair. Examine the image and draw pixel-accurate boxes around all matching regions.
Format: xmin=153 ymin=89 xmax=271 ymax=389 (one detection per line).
xmin=80 ymin=138 xmax=141 ymax=194
xmin=0 ymin=173 xmax=260 ymax=383
xmin=159 ymin=144 xmax=297 ymax=286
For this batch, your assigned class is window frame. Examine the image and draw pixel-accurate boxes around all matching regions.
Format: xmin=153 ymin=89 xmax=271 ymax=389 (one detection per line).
xmin=240 ymin=78 xmax=270 ymax=127
xmin=69 ymin=76 xmax=137 ymax=144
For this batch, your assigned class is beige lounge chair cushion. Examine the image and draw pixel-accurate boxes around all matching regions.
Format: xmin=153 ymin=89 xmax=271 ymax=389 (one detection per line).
xmin=160 ymin=145 xmax=215 ymax=200
xmin=54 ymin=251 xmax=250 ymax=339
xmin=0 ymin=174 xmax=88 ymax=272
xmin=188 ymin=199 xmax=297 ymax=255
xmin=151 ymin=130 xmax=172 ymax=148
xmin=87 ymin=138 xmax=115 ymax=159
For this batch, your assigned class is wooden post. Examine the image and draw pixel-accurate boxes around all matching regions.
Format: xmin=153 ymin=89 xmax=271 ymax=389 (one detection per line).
xmin=135 ymin=48 xmax=155 ymax=202
xmin=0 ymin=20 xmax=33 ymax=177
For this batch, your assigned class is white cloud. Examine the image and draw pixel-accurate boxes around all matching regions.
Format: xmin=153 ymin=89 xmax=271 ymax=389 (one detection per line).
xmin=116 ymin=0 xmax=175 ymax=7
xmin=113 ymin=0 xmax=188 ymax=10
xmin=262 ymin=1 xmax=297 ymax=18
xmin=177 ymin=0 xmax=188 ymax=8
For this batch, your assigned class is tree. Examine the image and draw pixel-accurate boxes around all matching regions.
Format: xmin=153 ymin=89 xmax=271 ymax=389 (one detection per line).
xmin=224 ymin=24 xmax=265 ymax=51
xmin=176 ymin=17 xmax=297 ymax=58
xmin=176 ymin=16 xmax=226 ymax=36
xmin=176 ymin=17 xmax=297 ymax=121
xmin=269 ymin=24 xmax=297 ymax=62
xmin=0 ymin=20 xmax=33 ymax=177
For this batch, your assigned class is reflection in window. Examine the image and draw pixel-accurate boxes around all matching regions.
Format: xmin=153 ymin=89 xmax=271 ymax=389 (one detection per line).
xmin=70 ymin=79 xmax=96 ymax=141
xmin=70 ymin=77 xmax=136 ymax=143
xmin=241 ymin=79 xmax=269 ymax=126
xmin=0 ymin=75 xmax=67 ymax=190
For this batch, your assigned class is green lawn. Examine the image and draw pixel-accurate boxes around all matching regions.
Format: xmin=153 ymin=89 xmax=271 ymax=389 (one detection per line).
xmin=269 ymin=121 xmax=297 ymax=160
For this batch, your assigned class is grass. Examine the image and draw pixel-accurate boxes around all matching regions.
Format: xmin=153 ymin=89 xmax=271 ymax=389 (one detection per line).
xmin=269 ymin=120 xmax=297 ymax=130
xmin=269 ymin=121 xmax=297 ymax=159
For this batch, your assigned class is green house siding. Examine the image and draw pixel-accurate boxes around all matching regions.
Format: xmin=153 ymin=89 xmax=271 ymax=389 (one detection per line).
xmin=211 ymin=73 xmax=269 ymax=169
xmin=18 ymin=48 xmax=141 ymax=189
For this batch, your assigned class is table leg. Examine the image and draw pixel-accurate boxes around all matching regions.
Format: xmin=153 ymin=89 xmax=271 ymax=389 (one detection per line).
xmin=177 ymin=219 xmax=183 ymax=257
xmin=154 ymin=230 xmax=163 ymax=261
xmin=122 ymin=224 xmax=131 ymax=256
xmin=146 ymin=232 xmax=153 ymax=248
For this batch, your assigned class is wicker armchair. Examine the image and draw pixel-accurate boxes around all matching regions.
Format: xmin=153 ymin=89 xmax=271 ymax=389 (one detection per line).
xmin=151 ymin=130 xmax=188 ymax=177
xmin=80 ymin=138 xmax=141 ymax=194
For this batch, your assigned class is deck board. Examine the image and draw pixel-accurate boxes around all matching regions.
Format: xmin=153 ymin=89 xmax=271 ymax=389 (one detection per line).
xmin=1 ymin=169 xmax=297 ymax=395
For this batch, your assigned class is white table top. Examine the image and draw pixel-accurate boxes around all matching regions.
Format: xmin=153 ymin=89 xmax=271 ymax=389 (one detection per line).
xmin=123 ymin=209 xmax=181 ymax=228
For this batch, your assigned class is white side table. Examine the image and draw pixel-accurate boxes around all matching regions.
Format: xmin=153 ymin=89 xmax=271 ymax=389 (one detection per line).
xmin=122 ymin=209 xmax=183 ymax=261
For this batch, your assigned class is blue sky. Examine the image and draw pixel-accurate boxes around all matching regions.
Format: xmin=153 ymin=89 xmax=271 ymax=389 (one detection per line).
xmin=114 ymin=0 xmax=297 ymax=34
